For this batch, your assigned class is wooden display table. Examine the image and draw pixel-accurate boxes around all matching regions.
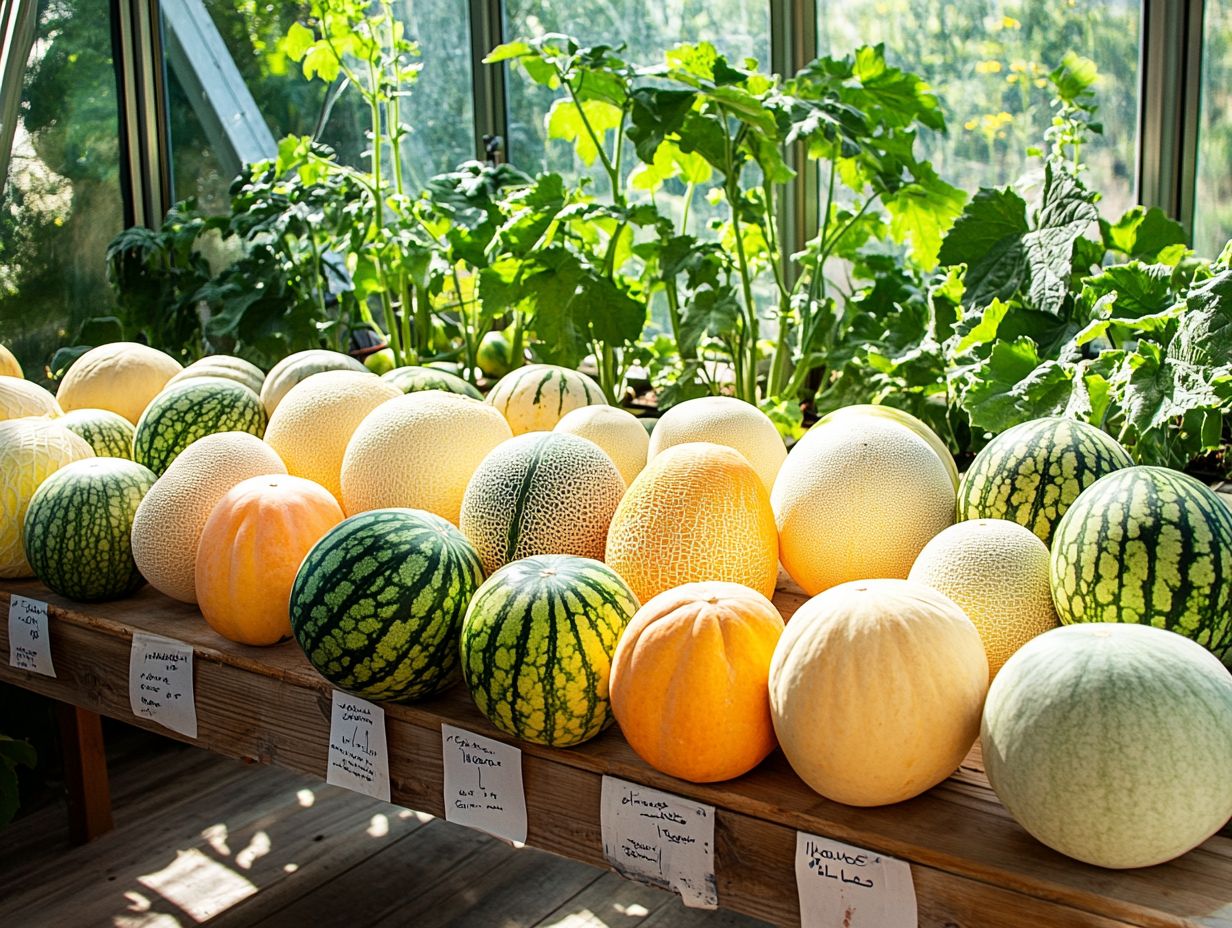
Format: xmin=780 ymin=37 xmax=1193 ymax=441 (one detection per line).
xmin=2 ymin=579 xmax=1230 ymax=928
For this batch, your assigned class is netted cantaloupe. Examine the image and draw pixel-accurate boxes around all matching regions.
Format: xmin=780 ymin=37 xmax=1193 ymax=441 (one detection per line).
xmin=130 ymin=431 xmax=287 ymax=603
xmin=0 ymin=344 xmax=22 ymax=378
xmin=55 ymin=342 xmax=182 ymax=423
xmin=815 ymin=403 xmax=959 ymax=490
xmin=58 ymin=408 xmax=135 ymax=458
xmin=485 ymin=363 xmax=605 ymax=434
xmin=260 ymin=349 xmax=367 ymax=416
xmin=460 ymin=432 xmax=626 ymax=574
xmin=264 ymin=370 xmax=400 ymax=503
xmin=605 ymin=442 xmax=779 ymax=602
xmin=167 ymin=355 xmax=265 ymax=395
xmin=647 ymin=396 xmax=786 ymax=495
xmin=0 ymin=376 xmax=61 ymax=420
xmin=553 ymin=404 xmax=648 ymax=487
xmin=341 ymin=391 xmax=513 ymax=523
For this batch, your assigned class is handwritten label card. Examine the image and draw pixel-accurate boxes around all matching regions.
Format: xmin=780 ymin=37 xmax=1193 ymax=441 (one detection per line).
xmin=795 ymin=832 xmax=917 ymax=928
xmin=8 ymin=595 xmax=54 ymax=677
xmin=326 ymin=691 xmax=390 ymax=802
xmin=441 ymin=724 xmax=527 ymax=844
xmin=600 ymin=776 xmax=717 ymax=909
xmin=128 ymin=632 xmax=197 ymax=739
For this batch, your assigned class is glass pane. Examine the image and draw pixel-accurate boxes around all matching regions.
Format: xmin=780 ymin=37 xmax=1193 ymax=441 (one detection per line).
xmin=1195 ymin=0 xmax=1232 ymax=257
xmin=0 ymin=0 xmax=124 ymax=379
xmin=818 ymin=0 xmax=1141 ymax=217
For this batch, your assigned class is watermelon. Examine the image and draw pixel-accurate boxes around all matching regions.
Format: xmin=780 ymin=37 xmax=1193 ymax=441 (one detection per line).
xmin=381 ymin=365 xmax=482 ymax=400
xmin=289 ymin=508 xmax=485 ymax=701
xmin=133 ymin=377 xmax=267 ymax=475
xmin=958 ymin=417 xmax=1132 ymax=544
xmin=23 ymin=457 xmax=156 ymax=600
xmin=58 ymin=408 xmax=135 ymax=458
xmin=460 ymin=554 xmax=638 ymax=746
xmin=1050 ymin=466 xmax=1232 ymax=661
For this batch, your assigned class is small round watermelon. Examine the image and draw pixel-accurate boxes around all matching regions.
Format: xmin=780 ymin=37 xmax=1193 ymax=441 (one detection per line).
xmin=24 ymin=457 xmax=156 ymax=600
xmin=58 ymin=408 xmax=135 ymax=458
xmin=289 ymin=508 xmax=484 ymax=701
xmin=133 ymin=377 xmax=267 ymax=475
xmin=460 ymin=554 xmax=638 ymax=746
xmin=381 ymin=365 xmax=482 ymax=400
xmin=1050 ymin=466 xmax=1232 ymax=661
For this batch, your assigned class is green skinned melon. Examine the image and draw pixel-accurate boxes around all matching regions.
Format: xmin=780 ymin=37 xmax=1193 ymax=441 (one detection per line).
xmin=58 ymin=408 xmax=135 ymax=459
xmin=133 ymin=377 xmax=267 ymax=475
xmin=381 ymin=365 xmax=482 ymax=400
xmin=167 ymin=355 xmax=265 ymax=395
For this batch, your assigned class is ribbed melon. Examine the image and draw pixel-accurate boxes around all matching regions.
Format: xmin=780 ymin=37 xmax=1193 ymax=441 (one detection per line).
xmin=460 ymin=555 xmax=638 ymax=746
xmin=290 ymin=508 xmax=485 ymax=701
xmin=815 ymin=403 xmax=959 ymax=490
xmin=0 ymin=418 xmax=95 ymax=577
xmin=130 ymin=432 xmax=287 ymax=603
xmin=485 ymin=364 xmax=605 ymax=434
xmin=166 ymin=355 xmax=265 ymax=395
xmin=958 ymin=417 xmax=1133 ymax=545
xmin=553 ymin=405 xmax=648 ymax=487
xmin=605 ymin=442 xmax=779 ymax=602
xmin=24 ymin=457 xmax=156 ymax=601
xmin=58 ymin=409 xmax=135 ymax=459
xmin=0 ymin=344 xmax=21 ymax=378
xmin=134 ymin=377 xmax=267 ymax=475
xmin=264 ymin=371 xmax=400 ymax=502
xmin=648 ymin=396 xmax=786 ymax=495
xmin=341 ymin=391 xmax=512 ymax=522
xmin=382 ymin=365 xmax=482 ymax=400
xmin=460 ymin=432 xmax=625 ymax=574
xmin=0 ymin=376 xmax=61 ymax=420
xmin=260 ymin=349 xmax=367 ymax=416
xmin=55 ymin=342 xmax=182 ymax=424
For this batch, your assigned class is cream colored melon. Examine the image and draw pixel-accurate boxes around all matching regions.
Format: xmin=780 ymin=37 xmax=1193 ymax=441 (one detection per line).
xmin=0 ymin=417 xmax=94 ymax=577
xmin=648 ymin=396 xmax=786 ymax=495
xmin=264 ymin=371 xmax=400 ymax=503
xmin=553 ymin=405 xmax=648 ymax=487
xmin=0 ymin=345 xmax=22 ymax=378
xmin=485 ymin=363 xmax=606 ymax=434
xmin=768 ymin=579 xmax=988 ymax=806
xmin=130 ymin=431 xmax=287 ymax=603
xmin=0 ymin=376 xmax=61 ymax=420
xmin=909 ymin=519 xmax=1059 ymax=678
xmin=260 ymin=349 xmax=367 ymax=416
xmin=56 ymin=342 xmax=182 ymax=424
xmin=341 ymin=391 xmax=513 ymax=523
xmin=815 ymin=403 xmax=959 ymax=490
xmin=772 ymin=417 xmax=955 ymax=595
xmin=167 ymin=355 xmax=265 ymax=395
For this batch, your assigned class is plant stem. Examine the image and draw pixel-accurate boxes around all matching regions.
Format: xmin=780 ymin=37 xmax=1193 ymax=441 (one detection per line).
xmin=560 ymin=68 xmax=622 ymax=202
xmin=725 ymin=139 xmax=760 ymax=403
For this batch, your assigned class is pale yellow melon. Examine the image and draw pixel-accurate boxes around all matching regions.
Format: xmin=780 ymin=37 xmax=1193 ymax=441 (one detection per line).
xmin=771 ymin=417 xmax=955 ymax=595
xmin=167 ymin=355 xmax=265 ymax=395
xmin=485 ymin=364 xmax=606 ymax=434
xmin=553 ymin=404 xmax=647 ymax=487
xmin=264 ymin=371 xmax=400 ymax=503
xmin=647 ymin=396 xmax=786 ymax=496
xmin=0 ymin=376 xmax=61 ymax=420
xmin=0 ymin=345 xmax=22 ymax=378
xmin=0 ymin=417 xmax=94 ymax=577
xmin=341 ymin=391 xmax=513 ymax=522
xmin=56 ymin=342 xmax=182 ymax=424
xmin=259 ymin=349 xmax=367 ymax=416
xmin=768 ymin=579 xmax=988 ymax=806
xmin=814 ymin=403 xmax=960 ymax=490
xmin=909 ymin=519 xmax=1059 ymax=677
xmin=130 ymin=431 xmax=287 ymax=603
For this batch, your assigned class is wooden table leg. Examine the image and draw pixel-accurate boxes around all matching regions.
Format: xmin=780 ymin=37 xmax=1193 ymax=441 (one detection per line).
xmin=55 ymin=703 xmax=113 ymax=843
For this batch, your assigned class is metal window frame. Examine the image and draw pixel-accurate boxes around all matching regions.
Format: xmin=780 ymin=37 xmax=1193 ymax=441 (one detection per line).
xmin=0 ymin=0 xmax=37 ymax=195
xmin=468 ymin=0 xmax=508 ymax=163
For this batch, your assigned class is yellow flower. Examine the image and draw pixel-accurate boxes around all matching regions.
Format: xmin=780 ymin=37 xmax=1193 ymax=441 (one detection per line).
xmin=1002 ymin=16 xmax=1021 ymax=29
xmin=976 ymin=60 xmax=1003 ymax=75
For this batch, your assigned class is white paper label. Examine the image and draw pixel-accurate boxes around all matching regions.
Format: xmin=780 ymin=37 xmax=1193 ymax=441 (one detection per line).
xmin=600 ymin=776 xmax=717 ymax=909
xmin=326 ymin=691 xmax=390 ymax=802
xmin=441 ymin=724 xmax=527 ymax=845
xmin=128 ymin=632 xmax=197 ymax=739
xmin=8 ymin=595 xmax=54 ymax=677
xmin=796 ymin=832 xmax=917 ymax=928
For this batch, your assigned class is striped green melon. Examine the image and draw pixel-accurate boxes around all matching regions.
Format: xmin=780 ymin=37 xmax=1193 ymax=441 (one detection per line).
xmin=133 ymin=377 xmax=267 ymax=475
xmin=23 ymin=457 xmax=156 ymax=600
xmin=460 ymin=554 xmax=638 ymax=746
xmin=381 ymin=365 xmax=482 ymax=400
xmin=1050 ymin=466 xmax=1232 ymax=662
xmin=289 ymin=508 xmax=485 ymax=701
xmin=167 ymin=355 xmax=265 ymax=395
xmin=58 ymin=409 xmax=135 ymax=458
xmin=485 ymin=364 xmax=606 ymax=434
xmin=958 ymin=417 xmax=1133 ymax=544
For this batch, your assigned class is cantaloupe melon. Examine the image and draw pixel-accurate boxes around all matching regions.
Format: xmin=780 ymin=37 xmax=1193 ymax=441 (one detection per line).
xmin=56 ymin=342 xmax=182 ymax=424
xmin=553 ymin=405 xmax=648 ymax=487
xmin=815 ymin=403 xmax=959 ymax=490
xmin=485 ymin=364 xmax=605 ymax=434
xmin=167 ymin=355 xmax=265 ymax=395
xmin=647 ymin=396 xmax=786 ymax=495
xmin=0 ymin=376 xmax=61 ymax=420
xmin=341 ymin=391 xmax=513 ymax=523
xmin=260 ymin=349 xmax=367 ymax=416
xmin=130 ymin=431 xmax=287 ymax=603
xmin=264 ymin=371 xmax=400 ymax=503
xmin=0 ymin=344 xmax=22 ymax=379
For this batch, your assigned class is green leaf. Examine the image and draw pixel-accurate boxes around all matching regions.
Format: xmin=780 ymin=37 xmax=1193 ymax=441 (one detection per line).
xmin=962 ymin=337 xmax=1075 ymax=432
xmin=1083 ymin=262 xmax=1178 ymax=319
xmin=951 ymin=298 xmax=1010 ymax=356
xmin=937 ymin=187 xmax=1030 ymax=309
xmin=1102 ymin=206 xmax=1188 ymax=262
xmin=626 ymin=88 xmax=696 ymax=164
xmin=483 ymin=41 xmax=533 ymax=63
xmin=1050 ymin=52 xmax=1098 ymax=105
xmin=0 ymin=736 xmax=36 ymax=770
xmin=885 ymin=173 xmax=967 ymax=270
xmin=283 ymin=22 xmax=315 ymax=61
xmin=1022 ymin=162 xmax=1099 ymax=315
xmin=678 ymin=284 xmax=742 ymax=355
xmin=301 ymin=43 xmax=340 ymax=83
xmin=546 ymin=98 xmax=623 ymax=167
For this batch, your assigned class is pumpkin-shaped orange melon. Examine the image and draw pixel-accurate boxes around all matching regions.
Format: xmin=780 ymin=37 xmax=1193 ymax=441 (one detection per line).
xmin=610 ymin=582 xmax=784 ymax=782
xmin=195 ymin=474 xmax=344 ymax=645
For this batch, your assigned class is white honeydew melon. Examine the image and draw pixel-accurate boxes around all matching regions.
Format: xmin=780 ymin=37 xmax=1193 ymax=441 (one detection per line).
xmin=553 ymin=404 xmax=648 ymax=487
xmin=260 ymin=349 xmax=368 ymax=416
xmin=647 ymin=396 xmax=786 ymax=495
xmin=814 ymin=403 xmax=959 ymax=490
xmin=0 ymin=376 xmax=61 ymax=420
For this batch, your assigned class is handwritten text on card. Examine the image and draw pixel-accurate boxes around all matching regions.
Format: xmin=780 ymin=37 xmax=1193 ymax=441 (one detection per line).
xmin=128 ymin=633 xmax=197 ymax=739
xmin=8 ymin=595 xmax=53 ymax=676
xmin=795 ymin=832 xmax=917 ymax=928
xmin=326 ymin=692 xmax=390 ymax=802
xmin=442 ymin=724 xmax=527 ymax=844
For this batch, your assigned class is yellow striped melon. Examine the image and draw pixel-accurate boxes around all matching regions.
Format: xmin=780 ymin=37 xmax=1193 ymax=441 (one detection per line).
xmin=167 ymin=355 xmax=265 ymax=395
xmin=485 ymin=364 xmax=606 ymax=434
xmin=815 ymin=403 xmax=959 ymax=490
xmin=553 ymin=405 xmax=647 ymax=487
xmin=130 ymin=431 xmax=287 ymax=603
xmin=647 ymin=397 xmax=786 ymax=496
xmin=0 ymin=345 xmax=22 ymax=378
xmin=260 ymin=349 xmax=367 ymax=416
xmin=56 ymin=342 xmax=183 ymax=424
xmin=0 ymin=376 xmax=61 ymax=420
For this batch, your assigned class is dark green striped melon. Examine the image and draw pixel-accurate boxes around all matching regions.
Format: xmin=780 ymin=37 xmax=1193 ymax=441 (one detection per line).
xmin=23 ymin=457 xmax=156 ymax=601
xmin=1050 ymin=466 xmax=1232 ymax=662
xmin=58 ymin=408 xmax=135 ymax=458
xmin=133 ymin=377 xmax=267 ymax=475
xmin=289 ymin=508 xmax=485 ymax=701
xmin=381 ymin=365 xmax=482 ymax=400
xmin=460 ymin=554 xmax=638 ymax=746
xmin=958 ymin=417 xmax=1133 ymax=544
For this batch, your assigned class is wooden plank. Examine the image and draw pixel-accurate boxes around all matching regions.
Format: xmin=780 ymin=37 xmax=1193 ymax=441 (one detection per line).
xmin=55 ymin=703 xmax=114 ymax=843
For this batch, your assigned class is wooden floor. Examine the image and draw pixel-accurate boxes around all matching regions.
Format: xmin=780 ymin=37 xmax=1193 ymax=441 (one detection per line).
xmin=0 ymin=729 xmax=770 ymax=928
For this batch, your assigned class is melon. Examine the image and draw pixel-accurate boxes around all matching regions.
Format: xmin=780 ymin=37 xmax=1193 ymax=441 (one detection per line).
xmin=340 ymin=391 xmax=512 ymax=522
xmin=815 ymin=403 xmax=959 ymax=490
xmin=648 ymin=396 xmax=786 ymax=495
xmin=772 ymin=417 xmax=955 ymax=596
xmin=55 ymin=342 xmax=182 ymax=424
xmin=982 ymin=623 xmax=1232 ymax=868
xmin=166 ymin=355 xmax=265 ymax=395
xmin=485 ymin=363 xmax=605 ymax=434
xmin=460 ymin=432 xmax=625 ymax=575
xmin=133 ymin=377 xmax=267 ymax=475
xmin=0 ymin=376 xmax=61 ymax=420
xmin=264 ymin=370 xmax=400 ymax=502
xmin=130 ymin=432 xmax=287 ymax=603
xmin=477 ymin=330 xmax=515 ymax=378
xmin=58 ymin=408 xmax=135 ymax=459
xmin=382 ymin=365 xmax=482 ymax=400
xmin=260 ymin=349 xmax=367 ymax=416
xmin=0 ymin=344 xmax=22 ymax=378
xmin=768 ymin=579 xmax=988 ymax=806
xmin=553 ymin=405 xmax=648 ymax=487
